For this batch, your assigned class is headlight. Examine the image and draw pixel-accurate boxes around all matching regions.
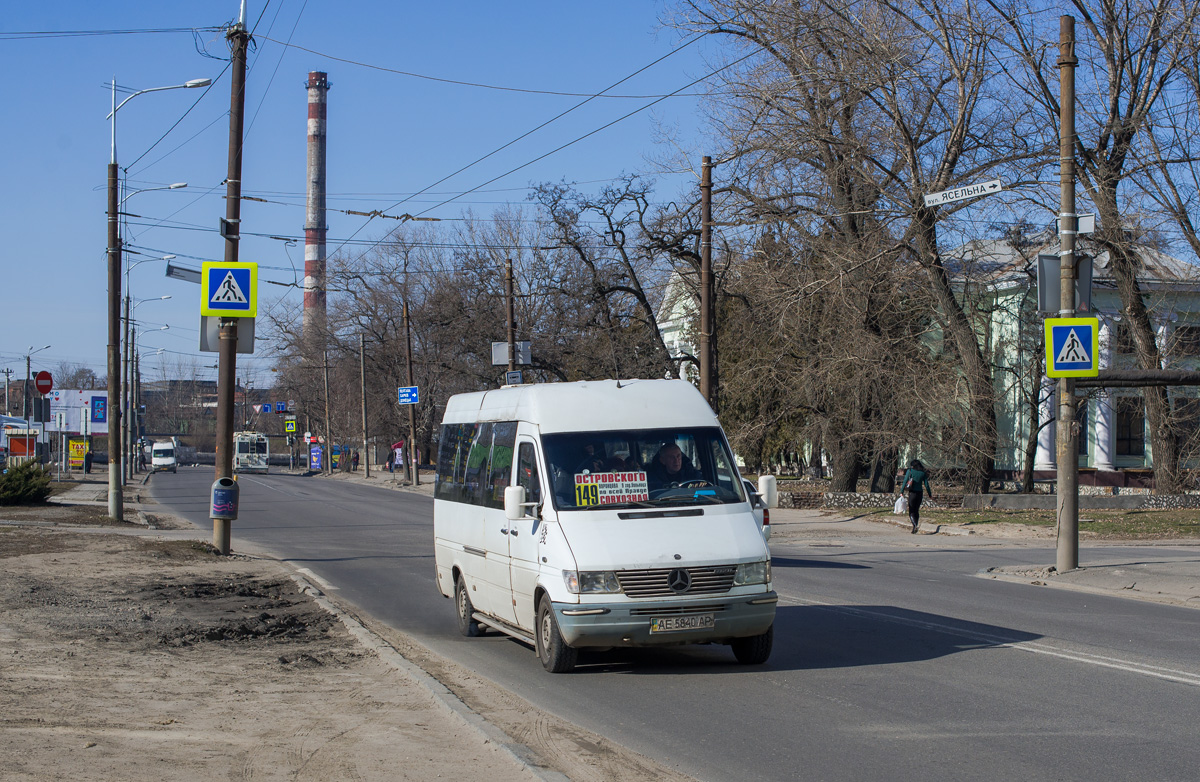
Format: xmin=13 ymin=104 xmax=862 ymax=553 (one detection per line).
xmin=734 ymin=560 xmax=771 ymax=586
xmin=562 ymin=570 xmax=621 ymax=594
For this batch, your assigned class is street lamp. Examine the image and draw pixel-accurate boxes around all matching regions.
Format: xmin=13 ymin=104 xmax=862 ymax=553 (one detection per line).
xmin=106 ymin=76 xmax=209 ymax=520
xmin=119 ymin=182 xmax=187 ymax=208
xmin=122 ymin=296 xmax=171 ymax=482
xmin=130 ymin=344 xmax=167 ymax=474
xmin=23 ymin=345 xmax=51 ymax=465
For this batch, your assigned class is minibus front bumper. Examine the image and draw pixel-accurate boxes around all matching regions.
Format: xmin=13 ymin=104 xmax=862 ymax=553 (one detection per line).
xmin=552 ymin=592 xmax=777 ymax=648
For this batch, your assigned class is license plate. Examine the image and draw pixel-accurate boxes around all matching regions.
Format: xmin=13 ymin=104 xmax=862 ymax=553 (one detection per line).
xmin=650 ymin=613 xmax=715 ymax=633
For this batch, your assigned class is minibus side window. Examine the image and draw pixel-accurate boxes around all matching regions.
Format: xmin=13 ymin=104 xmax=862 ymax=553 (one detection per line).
xmin=435 ymin=423 xmax=474 ymax=502
xmin=464 ymin=423 xmax=493 ymax=506
xmin=485 ymin=423 xmax=517 ymax=509
xmin=517 ymin=442 xmax=542 ymax=506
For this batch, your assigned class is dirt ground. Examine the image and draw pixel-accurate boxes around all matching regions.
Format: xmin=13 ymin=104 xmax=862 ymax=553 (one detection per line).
xmin=0 ymin=503 xmax=694 ymax=782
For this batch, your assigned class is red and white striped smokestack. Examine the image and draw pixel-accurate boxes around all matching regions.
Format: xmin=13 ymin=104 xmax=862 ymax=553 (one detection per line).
xmin=303 ymin=71 xmax=329 ymax=341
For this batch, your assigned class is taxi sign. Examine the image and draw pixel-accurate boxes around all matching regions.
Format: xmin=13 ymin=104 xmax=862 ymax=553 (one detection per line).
xmin=1045 ymin=317 xmax=1099 ymax=378
xmin=201 ymin=261 xmax=258 ymax=317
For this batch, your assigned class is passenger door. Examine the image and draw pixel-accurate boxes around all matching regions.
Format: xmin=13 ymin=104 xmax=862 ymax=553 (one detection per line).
xmin=507 ymin=437 xmax=544 ymax=631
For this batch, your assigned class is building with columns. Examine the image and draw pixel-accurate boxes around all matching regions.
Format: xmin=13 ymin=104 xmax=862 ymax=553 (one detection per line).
xmin=952 ymin=238 xmax=1200 ymax=486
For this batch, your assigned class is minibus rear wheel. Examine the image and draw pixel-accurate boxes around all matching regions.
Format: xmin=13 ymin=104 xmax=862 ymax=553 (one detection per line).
xmin=455 ymin=576 xmax=483 ymax=637
xmin=731 ymin=624 xmax=773 ymax=665
xmin=536 ymin=596 xmax=578 ymax=673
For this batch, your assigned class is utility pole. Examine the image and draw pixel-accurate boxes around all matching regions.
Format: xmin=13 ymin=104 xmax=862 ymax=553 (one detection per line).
xmin=360 ymin=333 xmax=369 ymax=479
xmin=122 ymin=294 xmax=131 ymax=484
xmin=213 ymin=3 xmax=249 ymax=555
xmin=323 ymin=349 xmax=333 ymax=475
xmin=2 ymin=368 xmax=12 ymax=415
xmin=506 ymin=259 xmax=516 ymax=373
xmin=404 ymin=302 xmax=419 ymax=485
xmin=107 ymin=135 xmax=123 ymax=520
xmin=1056 ymin=15 xmax=1079 ymax=573
xmin=699 ymin=156 xmax=714 ymax=409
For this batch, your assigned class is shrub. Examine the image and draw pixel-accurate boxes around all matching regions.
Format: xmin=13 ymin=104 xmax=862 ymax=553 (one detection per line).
xmin=0 ymin=460 xmax=53 ymax=505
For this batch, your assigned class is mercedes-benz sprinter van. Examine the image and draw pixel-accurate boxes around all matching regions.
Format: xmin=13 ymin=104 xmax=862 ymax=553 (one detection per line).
xmin=433 ymin=379 xmax=778 ymax=673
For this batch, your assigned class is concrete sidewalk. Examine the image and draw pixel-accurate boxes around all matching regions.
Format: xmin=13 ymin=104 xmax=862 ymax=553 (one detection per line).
xmin=768 ymin=506 xmax=1200 ymax=610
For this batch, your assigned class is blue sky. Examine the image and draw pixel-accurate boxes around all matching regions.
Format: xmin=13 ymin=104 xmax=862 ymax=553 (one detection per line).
xmin=1 ymin=1 xmax=713 ymax=388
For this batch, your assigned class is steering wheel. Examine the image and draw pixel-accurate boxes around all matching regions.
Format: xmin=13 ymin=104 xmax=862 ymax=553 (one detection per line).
xmin=678 ymin=479 xmax=713 ymax=489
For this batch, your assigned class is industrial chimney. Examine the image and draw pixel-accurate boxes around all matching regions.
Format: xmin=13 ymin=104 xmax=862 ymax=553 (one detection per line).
xmin=303 ymin=71 xmax=329 ymax=343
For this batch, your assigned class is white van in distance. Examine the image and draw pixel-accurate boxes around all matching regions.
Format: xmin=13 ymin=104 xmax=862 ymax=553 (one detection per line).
xmin=151 ymin=440 xmax=177 ymax=474
xmin=433 ymin=379 xmax=778 ymax=673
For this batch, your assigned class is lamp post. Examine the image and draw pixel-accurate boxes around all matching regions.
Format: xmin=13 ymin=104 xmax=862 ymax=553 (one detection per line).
xmin=23 ymin=345 xmax=51 ymax=464
xmin=106 ymin=77 xmax=209 ymax=520
xmin=123 ymin=295 xmax=171 ymax=481
xmin=131 ymin=347 xmax=165 ymax=470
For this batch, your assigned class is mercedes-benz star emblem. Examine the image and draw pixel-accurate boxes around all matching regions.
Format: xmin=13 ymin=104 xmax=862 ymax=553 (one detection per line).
xmin=667 ymin=568 xmax=691 ymax=594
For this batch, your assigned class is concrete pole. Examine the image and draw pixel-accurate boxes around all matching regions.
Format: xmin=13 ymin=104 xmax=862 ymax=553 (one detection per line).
xmin=213 ymin=12 xmax=249 ymax=555
xmin=107 ymin=156 xmax=123 ymax=521
xmin=1056 ymin=15 xmax=1079 ymax=573
xmin=323 ymin=349 xmax=333 ymax=476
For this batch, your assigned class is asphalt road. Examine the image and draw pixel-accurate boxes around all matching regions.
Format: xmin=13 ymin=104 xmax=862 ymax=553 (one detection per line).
xmin=149 ymin=467 xmax=1200 ymax=782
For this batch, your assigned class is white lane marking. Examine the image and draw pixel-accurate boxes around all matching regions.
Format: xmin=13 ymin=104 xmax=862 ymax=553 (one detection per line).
xmin=295 ymin=567 xmax=338 ymax=592
xmin=778 ymin=593 xmax=1200 ymax=687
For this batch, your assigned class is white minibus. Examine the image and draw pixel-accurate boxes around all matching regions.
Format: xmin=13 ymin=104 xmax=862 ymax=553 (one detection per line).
xmin=151 ymin=440 xmax=177 ymax=474
xmin=433 ymin=379 xmax=778 ymax=673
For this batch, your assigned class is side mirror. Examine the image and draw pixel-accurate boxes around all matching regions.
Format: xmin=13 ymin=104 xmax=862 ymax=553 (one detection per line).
xmin=504 ymin=485 xmax=527 ymax=521
xmin=757 ymin=475 xmax=778 ymax=509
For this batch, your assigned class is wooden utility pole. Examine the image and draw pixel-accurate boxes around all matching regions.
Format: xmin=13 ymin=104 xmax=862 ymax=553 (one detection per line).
xmin=1056 ymin=15 xmax=1079 ymax=573
xmin=213 ymin=6 xmax=249 ymax=555
xmin=506 ymin=259 xmax=516 ymax=373
xmin=323 ymin=348 xmax=333 ymax=475
xmin=699 ymin=156 xmax=714 ymax=409
xmin=403 ymin=302 xmax=419 ymax=485
xmin=360 ymin=333 xmax=369 ymax=478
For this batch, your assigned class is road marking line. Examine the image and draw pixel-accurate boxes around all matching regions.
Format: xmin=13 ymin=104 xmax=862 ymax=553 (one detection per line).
xmin=778 ymin=593 xmax=1200 ymax=687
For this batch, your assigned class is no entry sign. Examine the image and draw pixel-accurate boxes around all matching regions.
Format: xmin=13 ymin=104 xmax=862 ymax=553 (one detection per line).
xmin=34 ymin=371 xmax=53 ymax=395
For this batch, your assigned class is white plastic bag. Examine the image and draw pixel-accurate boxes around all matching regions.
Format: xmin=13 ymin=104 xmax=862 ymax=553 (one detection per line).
xmin=893 ymin=494 xmax=908 ymax=515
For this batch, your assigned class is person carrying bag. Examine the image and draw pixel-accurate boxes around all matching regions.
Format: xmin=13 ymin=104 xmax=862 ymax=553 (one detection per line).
xmin=899 ymin=459 xmax=933 ymax=534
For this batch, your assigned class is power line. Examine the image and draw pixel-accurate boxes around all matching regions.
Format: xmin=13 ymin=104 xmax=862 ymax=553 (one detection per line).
xmin=253 ymin=33 xmax=706 ymax=98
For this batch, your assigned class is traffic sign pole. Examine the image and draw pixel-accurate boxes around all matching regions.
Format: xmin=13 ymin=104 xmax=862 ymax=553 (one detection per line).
xmin=1056 ymin=15 xmax=1079 ymax=573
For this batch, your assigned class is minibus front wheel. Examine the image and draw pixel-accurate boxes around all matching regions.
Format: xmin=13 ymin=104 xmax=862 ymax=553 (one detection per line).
xmin=731 ymin=624 xmax=773 ymax=665
xmin=455 ymin=576 xmax=483 ymax=637
xmin=536 ymin=597 xmax=578 ymax=673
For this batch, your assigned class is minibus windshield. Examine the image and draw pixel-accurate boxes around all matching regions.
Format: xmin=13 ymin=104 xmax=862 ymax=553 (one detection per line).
xmin=541 ymin=427 xmax=747 ymax=511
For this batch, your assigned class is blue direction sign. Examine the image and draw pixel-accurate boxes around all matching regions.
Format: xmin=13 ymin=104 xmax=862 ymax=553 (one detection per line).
xmin=274 ymin=402 xmax=286 ymax=413
xmin=398 ymin=386 xmax=419 ymax=405
xmin=1045 ymin=317 xmax=1100 ymax=378
xmin=201 ymin=261 xmax=258 ymax=317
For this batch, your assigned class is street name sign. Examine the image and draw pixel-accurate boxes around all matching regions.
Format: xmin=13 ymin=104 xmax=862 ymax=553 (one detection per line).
xmin=398 ymin=386 xmax=419 ymax=405
xmin=923 ymin=179 xmax=1003 ymax=207
xmin=1045 ymin=317 xmax=1100 ymax=378
xmin=200 ymin=261 xmax=258 ymax=317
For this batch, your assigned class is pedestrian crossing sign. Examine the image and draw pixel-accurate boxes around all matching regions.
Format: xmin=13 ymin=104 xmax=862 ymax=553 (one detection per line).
xmin=1045 ymin=317 xmax=1099 ymax=377
xmin=201 ymin=261 xmax=258 ymax=317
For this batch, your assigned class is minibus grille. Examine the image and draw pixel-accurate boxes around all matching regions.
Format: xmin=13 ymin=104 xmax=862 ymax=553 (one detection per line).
xmin=629 ymin=604 xmax=729 ymax=616
xmin=616 ymin=566 xmax=736 ymax=598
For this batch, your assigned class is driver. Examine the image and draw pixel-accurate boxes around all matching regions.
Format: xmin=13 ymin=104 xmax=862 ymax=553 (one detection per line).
xmin=646 ymin=443 xmax=701 ymax=491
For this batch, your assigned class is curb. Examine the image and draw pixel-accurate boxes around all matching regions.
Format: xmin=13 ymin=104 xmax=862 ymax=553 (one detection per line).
xmin=287 ymin=571 xmax=568 ymax=782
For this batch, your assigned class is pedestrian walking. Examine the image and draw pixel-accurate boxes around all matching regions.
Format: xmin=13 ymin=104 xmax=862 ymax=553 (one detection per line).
xmin=385 ymin=449 xmax=394 ymax=473
xmin=899 ymin=459 xmax=933 ymax=533
xmin=352 ymin=451 xmax=360 ymax=472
